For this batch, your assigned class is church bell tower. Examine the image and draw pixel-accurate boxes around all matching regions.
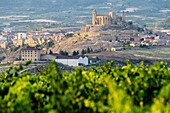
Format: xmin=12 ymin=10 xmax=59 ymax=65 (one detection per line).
xmin=92 ymin=9 xmax=97 ymax=25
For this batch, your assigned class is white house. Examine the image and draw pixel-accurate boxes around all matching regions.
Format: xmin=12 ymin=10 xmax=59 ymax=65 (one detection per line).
xmin=17 ymin=33 xmax=27 ymax=39
xmin=78 ymin=56 xmax=88 ymax=66
xmin=55 ymin=55 xmax=89 ymax=67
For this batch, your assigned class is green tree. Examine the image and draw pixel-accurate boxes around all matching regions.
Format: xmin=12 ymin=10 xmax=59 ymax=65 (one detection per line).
xmin=81 ymin=49 xmax=85 ymax=55
xmin=49 ymin=49 xmax=53 ymax=54
xmin=72 ymin=51 xmax=77 ymax=56
xmin=76 ymin=51 xmax=79 ymax=55
xmin=87 ymin=47 xmax=91 ymax=53
xmin=90 ymin=48 xmax=93 ymax=53
xmin=59 ymin=50 xmax=64 ymax=55
xmin=47 ymin=40 xmax=54 ymax=47
xmin=0 ymin=60 xmax=170 ymax=112
xmin=128 ymin=21 xmax=133 ymax=26
xmin=64 ymin=51 xmax=68 ymax=56
xmin=59 ymin=50 xmax=68 ymax=56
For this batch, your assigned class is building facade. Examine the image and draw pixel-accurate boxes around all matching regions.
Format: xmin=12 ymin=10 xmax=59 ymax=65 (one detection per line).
xmin=0 ymin=42 xmax=7 ymax=49
xmin=92 ymin=9 xmax=125 ymax=26
xmin=21 ymin=48 xmax=41 ymax=62
xmin=55 ymin=56 xmax=89 ymax=67
xmin=81 ymin=10 xmax=126 ymax=33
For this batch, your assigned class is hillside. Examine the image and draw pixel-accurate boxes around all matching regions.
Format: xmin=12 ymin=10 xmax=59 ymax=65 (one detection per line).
xmin=0 ymin=0 xmax=169 ymax=29
xmin=158 ymin=17 xmax=170 ymax=29
xmin=0 ymin=0 xmax=105 ymax=15
xmin=53 ymin=35 xmax=121 ymax=53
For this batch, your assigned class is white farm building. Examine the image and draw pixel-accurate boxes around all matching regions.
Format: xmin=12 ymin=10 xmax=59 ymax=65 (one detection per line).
xmin=55 ymin=55 xmax=89 ymax=67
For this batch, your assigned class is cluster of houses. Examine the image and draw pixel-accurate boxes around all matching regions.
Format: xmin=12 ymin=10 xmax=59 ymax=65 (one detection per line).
xmin=1 ymin=27 xmax=170 ymax=66
xmin=0 ymin=30 xmax=66 ymax=49
xmin=114 ymin=30 xmax=170 ymax=47
xmin=129 ymin=33 xmax=170 ymax=47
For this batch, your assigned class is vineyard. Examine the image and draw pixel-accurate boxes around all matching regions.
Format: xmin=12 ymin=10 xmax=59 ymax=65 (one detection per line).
xmin=0 ymin=60 xmax=170 ymax=113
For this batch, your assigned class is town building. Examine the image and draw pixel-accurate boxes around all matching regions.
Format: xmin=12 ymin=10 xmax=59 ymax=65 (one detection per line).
xmin=0 ymin=42 xmax=7 ymax=49
xmin=55 ymin=55 xmax=89 ymax=67
xmin=24 ymin=38 xmax=36 ymax=47
xmin=21 ymin=47 xmax=41 ymax=62
xmin=37 ymin=38 xmax=45 ymax=45
xmin=17 ymin=39 xmax=24 ymax=46
xmin=17 ymin=33 xmax=27 ymax=39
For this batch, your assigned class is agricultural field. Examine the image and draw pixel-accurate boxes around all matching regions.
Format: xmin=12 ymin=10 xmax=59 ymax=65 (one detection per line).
xmin=0 ymin=0 xmax=170 ymax=30
xmin=120 ymin=47 xmax=170 ymax=59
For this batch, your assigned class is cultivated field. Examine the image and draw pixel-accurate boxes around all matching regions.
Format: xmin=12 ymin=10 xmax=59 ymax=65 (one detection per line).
xmin=120 ymin=47 xmax=170 ymax=59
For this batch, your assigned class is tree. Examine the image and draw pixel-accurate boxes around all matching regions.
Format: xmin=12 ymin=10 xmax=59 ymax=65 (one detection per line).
xmin=72 ymin=51 xmax=77 ymax=56
xmin=128 ymin=21 xmax=133 ymax=26
xmin=64 ymin=51 xmax=68 ymax=56
xmin=76 ymin=51 xmax=79 ymax=55
xmin=59 ymin=50 xmax=64 ymax=55
xmin=60 ymin=50 xmax=68 ymax=56
xmin=36 ymin=44 xmax=41 ymax=48
xmin=90 ymin=48 xmax=93 ymax=53
xmin=87 ymin=47 xmax=91 ymax=53
xmin=65 ymin=33 xmax=73 ymax=38
xmin=47 ymin=40 xmax=54 ymax=47
xmin=140 ymin=38 xmax=144 ymax=42
xmin=49 ymin=49 xmax=53 ymax=54
xmin=81 ymin=49 xmax=85 ymax=55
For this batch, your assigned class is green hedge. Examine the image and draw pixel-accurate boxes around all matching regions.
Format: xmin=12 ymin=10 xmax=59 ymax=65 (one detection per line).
xmin=0 ymin=61 xmax=170 ymax=113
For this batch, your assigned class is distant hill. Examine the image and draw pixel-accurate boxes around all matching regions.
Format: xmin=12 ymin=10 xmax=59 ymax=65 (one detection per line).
xmin=158 ymin=17 xmax=170 ymax=29
xmin=0 ymin=0 xmax=169 ymax=29
xmin=0 ymin=0 xmax=105 ymax=14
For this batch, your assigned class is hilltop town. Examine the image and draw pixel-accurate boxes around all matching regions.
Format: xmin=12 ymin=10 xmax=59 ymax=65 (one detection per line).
xmin=1 ymin=1 xmax=170 ymax=112
xmin=0 ymin=9 xmax=170 ymax=69
xmin=53 ymin=10 xmax=170 ymax=53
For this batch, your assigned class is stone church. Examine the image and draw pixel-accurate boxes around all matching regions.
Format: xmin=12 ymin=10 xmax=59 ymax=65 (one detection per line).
xmin=92 ymin=9 xmax=125 ymax=26
xmin=80 ymin=9 xmax=127 ymax=33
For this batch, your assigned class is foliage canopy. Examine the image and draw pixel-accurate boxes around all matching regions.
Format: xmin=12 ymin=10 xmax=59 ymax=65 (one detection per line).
xmin=0 ymin=60 xmax=170 ymax=113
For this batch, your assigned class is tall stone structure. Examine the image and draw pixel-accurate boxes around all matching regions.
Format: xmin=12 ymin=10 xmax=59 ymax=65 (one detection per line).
xmin=92 ymin=9 xmax=97 ymax=25
xmin=91 ymin=9 xmax=125 ymax=26
xmin=80 ymin=9 xmax=127 ymax=33
xmin=92 ymin=9 xmax=112 ymax=25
